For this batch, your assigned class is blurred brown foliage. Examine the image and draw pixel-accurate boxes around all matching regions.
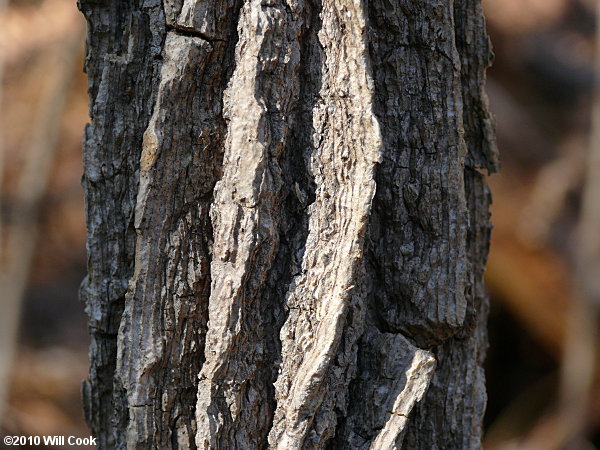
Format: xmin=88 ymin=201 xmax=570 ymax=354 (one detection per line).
xmin=0 ymin=0 xmax=599 ymax=448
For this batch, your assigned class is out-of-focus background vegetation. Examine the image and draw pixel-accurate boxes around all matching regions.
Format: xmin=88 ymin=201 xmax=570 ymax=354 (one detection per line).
xmin=1 ymin=0 xmax=599 ymax=448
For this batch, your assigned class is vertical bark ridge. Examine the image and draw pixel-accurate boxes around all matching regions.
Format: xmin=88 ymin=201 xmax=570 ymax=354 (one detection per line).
xmin=402 ymin=172 xmax=491 ymax=449
xmin=366 ymin=0 xmax=469 ymax=348
xmin=454 ymin=0 xmax=499 ymax=174
xmin=334 ymin=3 xmax=468 ymax=445
xmin=114 ymin=1 xmax=241 ymax=448
xmin=194 ymin=1 xmax=310 ymax=447
xmin=334 ymin=0 xmax=496 ymax=448
xmin=402 ymin=1 xmax=495 ymax=447
xmin=269 ymin=0 xmax=382 ymax=447
xmin=78 ymin=1 xmax=165 ymax=447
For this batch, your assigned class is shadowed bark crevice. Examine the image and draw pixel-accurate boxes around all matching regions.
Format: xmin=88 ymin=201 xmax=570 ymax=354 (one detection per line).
xmin=165 ymin=24 xmax=226 ymax=42
xmin=259 ymin=0 xmax=322 ymax=443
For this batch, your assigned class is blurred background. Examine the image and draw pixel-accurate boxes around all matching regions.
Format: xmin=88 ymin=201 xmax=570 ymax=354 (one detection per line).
xmin=1 ymin=0 xmax=600 ymax=448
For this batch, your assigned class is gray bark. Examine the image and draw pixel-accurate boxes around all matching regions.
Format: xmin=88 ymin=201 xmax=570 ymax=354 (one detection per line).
xmin=78 ymin=0 xmax=498 ymax=448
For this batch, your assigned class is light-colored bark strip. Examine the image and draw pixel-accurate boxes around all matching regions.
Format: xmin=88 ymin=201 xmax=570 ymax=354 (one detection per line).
xmin=117 ymin=33 xmax=218 ymax=448
xmin=195 ymin=1 xmax=308 ymax=447
xmin=370 ymin=336 xmax=435 ymax=450
xmin=335 ymin=332 xmax=436 ymax=449
xmin=114 ymin=0 xmax=241 ymax=442
xmin=268 ymin=0 xmax=382 ymax=447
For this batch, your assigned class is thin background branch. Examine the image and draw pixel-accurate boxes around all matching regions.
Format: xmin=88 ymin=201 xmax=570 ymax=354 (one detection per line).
xmin=0 ymin=24 xmax=84 ymax=422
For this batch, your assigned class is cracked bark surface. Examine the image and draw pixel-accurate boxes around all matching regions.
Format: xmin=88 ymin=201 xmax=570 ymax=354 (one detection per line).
xmin=79 ymin=0 xmax=497 ymax=448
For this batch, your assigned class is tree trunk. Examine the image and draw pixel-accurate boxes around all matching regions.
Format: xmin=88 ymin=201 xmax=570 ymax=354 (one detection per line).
xmin=78 ymin=0 xmax=498 ymax=448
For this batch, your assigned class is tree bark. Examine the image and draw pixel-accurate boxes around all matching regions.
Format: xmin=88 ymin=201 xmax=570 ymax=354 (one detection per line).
xmin=78 ymin=0 xmax=498 ymax=448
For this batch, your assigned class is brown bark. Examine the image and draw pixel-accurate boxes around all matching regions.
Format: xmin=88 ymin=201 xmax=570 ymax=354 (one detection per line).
xmin=79 ymin=0 xmax=497 ymax=448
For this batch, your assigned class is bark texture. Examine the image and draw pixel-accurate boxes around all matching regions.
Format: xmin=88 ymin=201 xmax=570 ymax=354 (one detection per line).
xmin=79 ymin=0 xmax=498 ymax=448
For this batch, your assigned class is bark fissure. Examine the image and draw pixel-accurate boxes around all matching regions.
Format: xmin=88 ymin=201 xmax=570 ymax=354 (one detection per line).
xmin=165 ymin=24 xmax=226 ymax=43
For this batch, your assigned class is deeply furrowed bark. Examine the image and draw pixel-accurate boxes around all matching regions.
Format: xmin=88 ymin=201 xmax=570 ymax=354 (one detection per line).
xmin=79 ymin=0 xmax=497 ymax=448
